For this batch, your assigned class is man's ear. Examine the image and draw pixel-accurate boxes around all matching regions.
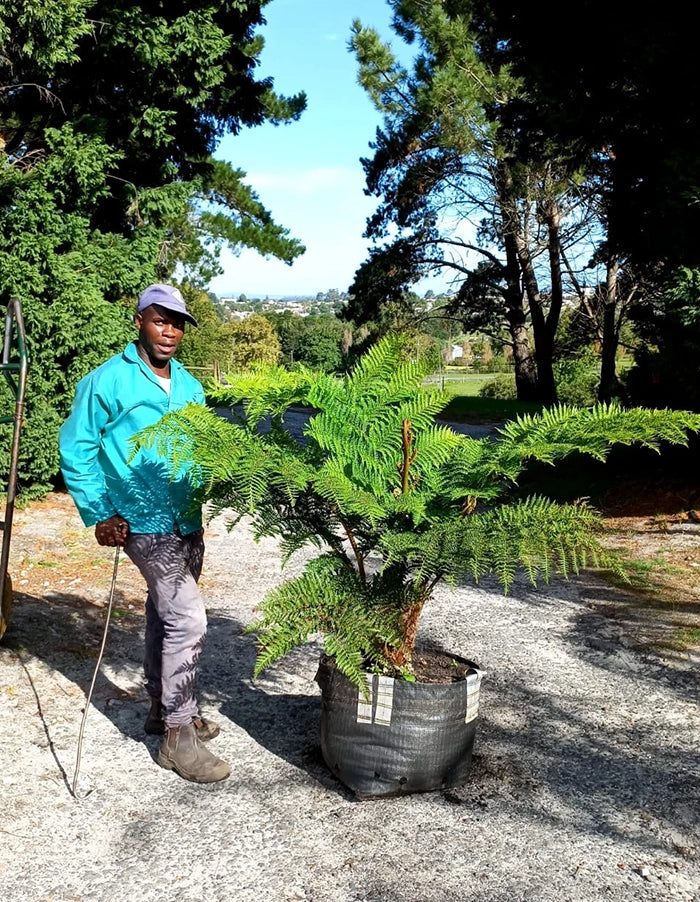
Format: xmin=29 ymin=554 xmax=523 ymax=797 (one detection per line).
xmin=134 ymin=313 xmax=142 ymax=327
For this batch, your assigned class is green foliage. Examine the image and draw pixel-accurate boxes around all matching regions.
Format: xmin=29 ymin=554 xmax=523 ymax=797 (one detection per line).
xmin=1 ymin=0 xmax=306 ymax=199
xmin=553 ymin=355 xmax=599 ymax=408
xmin=135 ymin=334 xmax=700 ymax=689
xmin=246 ymin=554 xmax=410 ymax=687
xmin=265 ymin=312 xmax=346 ymax=373
xmin=292 ymin=317 xmax=344 ymax=373
xmin=380 ymin=497 xmax=624 ymax=594
xmin=485 ymin=1 xmax=700 ymax=269
xmin=0 ymin=0 xmax=308 ymax=494
xmin=227 ymin=314 xmax=281 ymax=368
xmin=625 ymin=267 xmax=700 ymax=412
xmin=176 ymin=284 xmax=230 ymax=372
xmin=347 ymin=3 xmax=595 ymax=404
xmin=0 ymin=126 xmax=142 ymax=493
xmin=0 ymin=1 xmax=93 ymax=92
xmin=478 ymin=374 xmax=517 ymax=401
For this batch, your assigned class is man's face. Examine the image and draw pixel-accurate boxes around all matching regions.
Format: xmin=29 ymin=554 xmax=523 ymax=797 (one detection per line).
xmin=135 ymin=304 xmax=186 ymax=369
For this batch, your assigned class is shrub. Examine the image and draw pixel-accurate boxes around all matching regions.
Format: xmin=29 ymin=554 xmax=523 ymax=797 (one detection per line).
xmin=553 ymin=355 xmax=599 ymax=407
xmin=478 ymin=374 xmax=517 ymax=400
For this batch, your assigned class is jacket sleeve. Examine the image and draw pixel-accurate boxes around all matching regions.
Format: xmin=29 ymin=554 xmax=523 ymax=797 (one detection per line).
xmin=59 ymin=374 xmax=119 ymax=528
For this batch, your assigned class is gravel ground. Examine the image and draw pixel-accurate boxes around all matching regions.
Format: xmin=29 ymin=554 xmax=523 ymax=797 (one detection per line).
xmin=0 ymin=487 xmax=698 ymax=902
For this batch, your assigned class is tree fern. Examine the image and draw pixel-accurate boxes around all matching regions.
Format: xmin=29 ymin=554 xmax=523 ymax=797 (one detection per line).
xmin=134 ymin=334 xmax=700 ymax=691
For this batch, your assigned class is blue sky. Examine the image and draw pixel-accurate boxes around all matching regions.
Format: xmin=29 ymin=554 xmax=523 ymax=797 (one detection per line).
xmin=210 ymin=0 xmax=447 ymax=299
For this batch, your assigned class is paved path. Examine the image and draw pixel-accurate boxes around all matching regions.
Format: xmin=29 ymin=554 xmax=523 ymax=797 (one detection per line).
xmin=219 ymin=405 xmax=502 ymax=442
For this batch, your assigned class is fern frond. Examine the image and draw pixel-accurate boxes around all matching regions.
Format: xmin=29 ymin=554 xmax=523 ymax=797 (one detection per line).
xmin=312 ymin=459 xmax=390 ymax=523
xmin=495 ymin=403 xmax=700 ymax=468
xmin=381 ymin=496 xmax=625 ymax=594
xmin=208 ymin=366 xmax=317 ymax=428
xmin=246 ymin=554 xmax=407 ymax=690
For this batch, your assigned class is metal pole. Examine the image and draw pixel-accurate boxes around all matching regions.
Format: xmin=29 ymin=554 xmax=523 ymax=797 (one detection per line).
xmin=72 ymin=546 xmax=120 ymax=799
xmin=0 ymin=299 xmax=28 ymax=615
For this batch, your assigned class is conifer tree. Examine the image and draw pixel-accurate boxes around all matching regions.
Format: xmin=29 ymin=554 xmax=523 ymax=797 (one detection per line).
xmin=0 ymin=1 xmax=306 ymax=493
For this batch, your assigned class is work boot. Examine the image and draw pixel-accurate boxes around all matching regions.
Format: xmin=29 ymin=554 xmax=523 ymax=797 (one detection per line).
xmin=156 ymin=723 xmax=230 ymax=783
xmin=144 ymin=698 xmax=220 ymax=741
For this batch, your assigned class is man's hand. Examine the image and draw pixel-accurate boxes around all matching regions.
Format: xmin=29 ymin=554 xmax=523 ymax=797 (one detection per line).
xmin=95 ymin=515 xmax=129 ymax=547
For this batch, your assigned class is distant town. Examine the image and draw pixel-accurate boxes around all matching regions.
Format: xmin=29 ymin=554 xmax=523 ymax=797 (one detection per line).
xmin=213 ymin=287 xmax=455 ymax=320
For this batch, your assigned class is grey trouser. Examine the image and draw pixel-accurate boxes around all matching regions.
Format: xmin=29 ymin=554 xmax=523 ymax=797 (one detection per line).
xmin=125 ymin=529 xmax=206 ymax=728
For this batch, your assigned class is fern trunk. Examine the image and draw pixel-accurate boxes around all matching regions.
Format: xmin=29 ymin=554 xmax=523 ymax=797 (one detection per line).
xmin=384 ymin=599 xmax=426 ymax=668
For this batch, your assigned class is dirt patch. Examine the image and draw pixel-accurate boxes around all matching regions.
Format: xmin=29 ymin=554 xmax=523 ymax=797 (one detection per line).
xmin=594 ymin=478 xmax=700 ymax=662
xmin=6 ymin=491 xmax=146 ymax=610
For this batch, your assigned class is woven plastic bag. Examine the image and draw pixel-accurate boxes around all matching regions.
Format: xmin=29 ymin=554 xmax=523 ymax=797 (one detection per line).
xmin=315 ymin=655 xmax=484 ymax=799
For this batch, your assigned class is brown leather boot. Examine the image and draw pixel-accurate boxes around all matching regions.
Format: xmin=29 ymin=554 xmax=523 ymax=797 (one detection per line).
xmin=156 ymin=723 xmax=230 ymax=783
xmin=144 ymin=698 xmax=221 ymax=741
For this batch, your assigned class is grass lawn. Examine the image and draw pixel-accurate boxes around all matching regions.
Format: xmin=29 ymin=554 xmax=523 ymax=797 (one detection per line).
xmin=424 ymin=372 xmax=496 ymax=396
xmin=422 ymin=370 xmax=543 ymax=424
xmin=438 ymin=394 xmax=544 ymax=423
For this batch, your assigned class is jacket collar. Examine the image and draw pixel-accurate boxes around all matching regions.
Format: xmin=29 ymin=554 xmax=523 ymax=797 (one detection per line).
xmin=124 ymin=339 xmax=183 ymax=380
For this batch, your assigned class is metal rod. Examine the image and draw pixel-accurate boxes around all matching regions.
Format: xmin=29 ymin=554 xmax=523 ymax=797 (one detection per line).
xmin=0 ymin=298 xmax=28 ymax=612
xmin=72 ymin=545 xmax=120 ymax=800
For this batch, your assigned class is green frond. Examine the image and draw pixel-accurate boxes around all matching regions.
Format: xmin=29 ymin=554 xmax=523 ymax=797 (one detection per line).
xmin=246 ymin=554 xmax=407 ymax=690
xmin=312 ymin=459 xmax=390 ymax=523
xmin=381 ymin=496 xmax=624 ymax=594
xmin=321 ymin=637 xmax=370 ymax=692
xmin=131 ymin=403 xmax=238 ymax=487
xmin=208 ymin=366 xmax=316 ymax=427
xmin=495 ymin=403 xmax=700 ymax=469
xmin=384 ymin=489 xmax=429 ymax=523
xmin=343 ymin=333 xmax=417 ymax=390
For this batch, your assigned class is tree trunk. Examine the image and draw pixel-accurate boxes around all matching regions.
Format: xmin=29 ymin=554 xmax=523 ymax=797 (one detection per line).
xmin=497 ymin=162 xmax=539 ymax=401
xmin=598 ymin=256 xmax=621 ymax=402
xmin=515 ymin=171 xmax=562 ymax=405
xmin=508 ymin=303 xmax=539 ymax=401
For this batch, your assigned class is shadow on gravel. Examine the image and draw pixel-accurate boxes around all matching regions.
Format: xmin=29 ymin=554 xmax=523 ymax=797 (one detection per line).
xmin=456 ymin=675 xmax=699 ymax=859
xmin=202 ymin=614 xmax=347 ymax=796
xmin=569 ymin=579 xmax=700 ymax=697
xmin=1 ymin=591 xmax=343 ymax=794
xmin=2 ymin=588 xmax=697 ymax=855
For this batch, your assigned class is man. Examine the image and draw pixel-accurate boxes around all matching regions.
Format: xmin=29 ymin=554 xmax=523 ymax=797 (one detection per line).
xmin=59 ymin=283 xmax=230 ymax=784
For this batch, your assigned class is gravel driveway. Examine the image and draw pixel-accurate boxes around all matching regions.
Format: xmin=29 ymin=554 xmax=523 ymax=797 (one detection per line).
xmin=0 ymin=481 xmax=698 ymax=902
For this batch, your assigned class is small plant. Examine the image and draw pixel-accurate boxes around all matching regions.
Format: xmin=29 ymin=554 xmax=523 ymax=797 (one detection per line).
xmin=676 ymin=627 xmax=700 ymax=646
xmin=135 ymin=335 xmax=700 ymax=690
xmin=650 ymin=513 xmax=671 ymax=533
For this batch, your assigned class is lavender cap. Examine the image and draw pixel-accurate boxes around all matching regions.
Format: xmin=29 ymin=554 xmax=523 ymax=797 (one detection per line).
xmin=136 ymin=284 xmax=198 ymax=327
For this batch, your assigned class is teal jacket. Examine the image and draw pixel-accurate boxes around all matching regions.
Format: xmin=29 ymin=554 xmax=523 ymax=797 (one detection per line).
xmin=59 ymin=341 xmax=205 ymax=534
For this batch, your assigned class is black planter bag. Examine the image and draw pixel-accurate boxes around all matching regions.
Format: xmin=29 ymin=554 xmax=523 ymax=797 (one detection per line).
xmin=315 ymin=655 xmax=484 ymax=800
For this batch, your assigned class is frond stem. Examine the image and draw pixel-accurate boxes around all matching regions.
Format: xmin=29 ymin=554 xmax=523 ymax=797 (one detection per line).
xmin=400 ymin=419 xmax=418 ymax=493
xmin=342 ymin=521 xmax=366 ymax=582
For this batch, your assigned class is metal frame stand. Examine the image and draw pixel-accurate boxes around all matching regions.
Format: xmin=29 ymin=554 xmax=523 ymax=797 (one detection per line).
xmin=0 ymin=298 xmax=28 ymax=637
